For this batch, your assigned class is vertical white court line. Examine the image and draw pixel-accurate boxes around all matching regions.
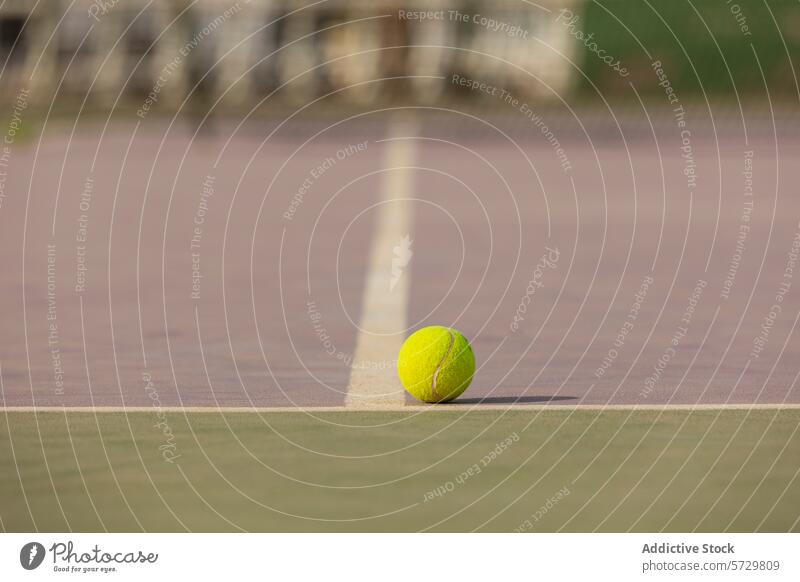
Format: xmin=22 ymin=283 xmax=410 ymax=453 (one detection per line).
xmin=345 ymin=119 xmax=416 ymax=408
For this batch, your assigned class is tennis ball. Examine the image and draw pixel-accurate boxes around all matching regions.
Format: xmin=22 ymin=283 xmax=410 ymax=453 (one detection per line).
xmin=398 ymin=326 xmax=475 ymax=403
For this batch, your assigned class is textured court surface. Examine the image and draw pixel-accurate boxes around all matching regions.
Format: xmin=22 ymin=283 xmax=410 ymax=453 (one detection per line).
xmin=0 ymin=0 xmax=799 ymax=538
xmin=1 ymin=113 xmax=799 ymax=408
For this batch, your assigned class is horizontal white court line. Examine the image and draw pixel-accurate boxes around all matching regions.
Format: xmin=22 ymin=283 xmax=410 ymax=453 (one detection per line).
xmin=2 ymin=404 xmax=800 ymax=413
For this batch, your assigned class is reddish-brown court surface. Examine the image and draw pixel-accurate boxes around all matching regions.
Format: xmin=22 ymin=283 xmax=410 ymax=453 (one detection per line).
xmin=1 ymin=111 xmax=799 ymax=409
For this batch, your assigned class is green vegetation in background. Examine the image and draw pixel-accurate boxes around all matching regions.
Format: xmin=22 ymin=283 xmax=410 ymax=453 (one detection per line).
xmin=1 ymin=410 xmax=798 ymax=532
xmin=576 ymin=0 xmax=800 ymax=99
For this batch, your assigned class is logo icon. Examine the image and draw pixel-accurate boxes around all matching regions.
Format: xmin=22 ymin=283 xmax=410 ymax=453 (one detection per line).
xmin=20 ymin=542 xmax=46 ymax=570
xmin=390 ymin=235 xmax=413 ymax=291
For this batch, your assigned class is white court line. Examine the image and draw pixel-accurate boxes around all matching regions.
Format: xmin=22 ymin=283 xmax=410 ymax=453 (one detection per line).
xmin=344 ymin=116 xmax=416 ymax=409
xmin=3 ymin=404 xmax=800 ymax=413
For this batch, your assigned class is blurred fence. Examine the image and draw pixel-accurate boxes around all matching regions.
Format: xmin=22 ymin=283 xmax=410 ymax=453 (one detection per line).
xmin=0 ymin=0 xmax=797 ymax=113
xmin=0 ymin=0 xmax=578 ymax=112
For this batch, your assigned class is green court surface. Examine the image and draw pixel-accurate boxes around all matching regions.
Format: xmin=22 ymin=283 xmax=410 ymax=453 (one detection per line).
xmin=1 ymin=410 xmax=799 ymax=532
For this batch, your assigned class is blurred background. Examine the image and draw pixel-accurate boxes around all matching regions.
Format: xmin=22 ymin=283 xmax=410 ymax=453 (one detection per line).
xmin=0 ymin=0 xmax=797 ymax=118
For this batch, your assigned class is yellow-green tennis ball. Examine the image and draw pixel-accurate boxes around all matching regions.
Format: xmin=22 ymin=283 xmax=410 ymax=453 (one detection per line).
xmin=398 ymin=326 xmax=475 ymax=403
